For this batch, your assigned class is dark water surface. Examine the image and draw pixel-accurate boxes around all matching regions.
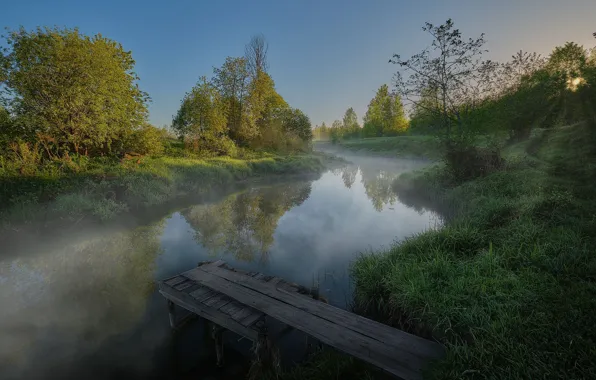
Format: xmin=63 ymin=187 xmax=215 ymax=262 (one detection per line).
xmin=0 ymin=150 xmax=439 ymax=379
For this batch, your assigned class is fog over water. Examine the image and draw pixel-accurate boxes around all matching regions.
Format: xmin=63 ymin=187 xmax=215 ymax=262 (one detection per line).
xmin=0 ymin=146 xmax=440 ymax=379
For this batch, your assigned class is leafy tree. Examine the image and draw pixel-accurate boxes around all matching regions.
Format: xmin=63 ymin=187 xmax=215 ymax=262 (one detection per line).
xmin=212 ymin=56 xmax=251 ymax=144
xmin=246 ymin=70 xmax=287 ymax=135
xmin=279 ymin=107 xmax=312 ymax=142
xmin=390 ymin=19 xmax=487 ymax=143
xmin=172 ymin=76 xmax=235 ymax=155
xmin=342 ymin=107 xmax=360 ymax=138
xmin=363 ymin=85 xmax=408 ymax=137
xmin=1 ymin=27 xmax=149 ymax=157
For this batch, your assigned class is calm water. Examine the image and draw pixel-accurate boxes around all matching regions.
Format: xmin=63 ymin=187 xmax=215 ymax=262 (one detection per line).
xmin=0 ymin=151 xmax=439 ymax=379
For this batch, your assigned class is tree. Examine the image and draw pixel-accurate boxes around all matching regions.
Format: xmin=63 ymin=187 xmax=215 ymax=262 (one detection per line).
xmin=246 ymin=71 xmax=287 ymax=135
xmin=1 ymin=27 xmax=149 ymax=157
xmin=363 ymin=85 xmax=408 ymax=137
xmin=172 ymin=76 xmax=235 ymax=155
xmin=279 ymin=108 xmax=312 ymax=142
xmin=390 ymin=19 xmax=488 ymax=143
xmin=342 ymin=107 xmax=360 ymax=137
xmin=212 ymin=57 xmax=251 ymax=144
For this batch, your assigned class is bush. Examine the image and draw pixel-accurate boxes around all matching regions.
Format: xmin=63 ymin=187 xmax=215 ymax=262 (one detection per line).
xmin=184 ymin=134 xmax=237 ymax=157
xmin=124 ymin=124 xmax=167 ymax=156
xmin=445 ymin=144 xmax=504 ymax=181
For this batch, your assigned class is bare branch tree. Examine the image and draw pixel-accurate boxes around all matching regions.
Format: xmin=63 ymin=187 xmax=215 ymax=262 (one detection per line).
xmin=390 ymin=19 xmax=488 ymax=141
xmin=245 ymin=34 xmax=269 ymax=78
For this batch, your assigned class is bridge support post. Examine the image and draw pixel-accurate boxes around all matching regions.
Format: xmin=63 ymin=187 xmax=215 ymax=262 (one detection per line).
xmin=211 ymin=324 xmax=225 ymax=367
xmin=167 ymin=300 xmax=176 ymax=330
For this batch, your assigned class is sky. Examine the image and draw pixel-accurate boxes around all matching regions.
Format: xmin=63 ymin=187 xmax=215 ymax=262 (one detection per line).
xmin=2 ymin=0 xmax=595 ymax=128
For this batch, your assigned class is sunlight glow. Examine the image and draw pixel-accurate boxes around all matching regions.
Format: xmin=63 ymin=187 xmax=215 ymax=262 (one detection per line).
xmin=567 ymin=77 xmax=585 ymax=91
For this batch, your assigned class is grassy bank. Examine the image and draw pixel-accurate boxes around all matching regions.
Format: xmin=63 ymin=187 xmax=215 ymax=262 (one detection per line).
xmin=336 ymin=135 xmax=443 ymax=160
xmin=350 ymin=124 xmax=596 ymax=379
xmin=1 ymin=153 xmax=331 ymax=229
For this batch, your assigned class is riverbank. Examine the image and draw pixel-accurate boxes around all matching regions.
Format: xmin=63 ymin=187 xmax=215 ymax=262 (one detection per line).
xmin=285 ymin=124 xmax=596 ymax=379
xmin=331 ymin=136 xmax=443 ymax=160
xmin=0 ymin=152 xmax=337 ymax=233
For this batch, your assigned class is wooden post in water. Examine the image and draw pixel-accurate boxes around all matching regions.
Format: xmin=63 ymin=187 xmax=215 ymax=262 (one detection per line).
xmin=211 ymin=324 xmax=225 ymax=367
xmin=167 ymin=300 xmax=176 ymax=329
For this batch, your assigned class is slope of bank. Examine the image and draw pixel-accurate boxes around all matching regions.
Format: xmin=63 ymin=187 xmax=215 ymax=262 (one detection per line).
xmin=351 ymin=124 xmax=596 ymax=379
xmin=1 ymin=153 xmax=335 ymax=231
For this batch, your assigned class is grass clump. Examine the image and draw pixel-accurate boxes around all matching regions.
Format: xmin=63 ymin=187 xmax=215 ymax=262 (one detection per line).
xmin=348 ymin=123 xmax=596 ymax=379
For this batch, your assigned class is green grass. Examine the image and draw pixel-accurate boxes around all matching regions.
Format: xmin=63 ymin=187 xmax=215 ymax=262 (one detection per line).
xmin=0 ymin=153 xmax=329 ymax=228
xmin=285 ymin=124 xmax=596 ymax=379
xmin=336 ymin=136 xmax=443 ymax=160
xmin=350 ymin=123 xmax=596 ymax=379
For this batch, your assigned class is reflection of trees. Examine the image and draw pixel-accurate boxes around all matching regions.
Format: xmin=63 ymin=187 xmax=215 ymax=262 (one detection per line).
xmin=183 ymin=182 xmax=312 ymax=263
xmin=0 ymin=222 xmax=164 ymax=375
xmin=361 ymin=169 xmax=398 ymax=211
xmin=341 ymin=166 xmax=358 ymax=189
xmin=336 ymin=166 xmax=399 ymax=212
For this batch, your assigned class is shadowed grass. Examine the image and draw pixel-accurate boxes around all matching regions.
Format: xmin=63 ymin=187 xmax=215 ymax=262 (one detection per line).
xmin=349 ymin=123 xmax=596 ymax=379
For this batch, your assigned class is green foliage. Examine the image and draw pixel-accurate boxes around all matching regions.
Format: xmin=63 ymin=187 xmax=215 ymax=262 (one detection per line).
xmin=125 ymin=124 xmax=167 ymax=156
xmin=172 ymin=35 xmax=310 ymax=154
xmin=363 ymin=85 xmax=408 ymax=137
xmin=1 ymin=26 xmax=148 ymax=157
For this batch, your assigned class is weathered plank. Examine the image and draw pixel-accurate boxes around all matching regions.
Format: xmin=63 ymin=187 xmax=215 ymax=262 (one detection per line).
xmin=174 ymin=281 xmax=194 ymax=291
xmin=203 ymin=294 xmax=232 ymax=310
xmin=159 ymin=284 xmax=259 ymax=341
xmin=197 ymin=265 xmax=444 ymax=361
xmin=219 ymin=301 xmax=244 ymax=316
xmin=164 ymin=276 xmax=186 ymax=287
xmin=182 ymin=267 xmax=433 ymax=380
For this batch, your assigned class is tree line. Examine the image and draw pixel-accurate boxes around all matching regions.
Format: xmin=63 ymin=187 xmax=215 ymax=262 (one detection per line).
xmin=312 ymin=84 xmax=409 ymax=142
xmin=0 ymin=27 xmax=312 ymax=176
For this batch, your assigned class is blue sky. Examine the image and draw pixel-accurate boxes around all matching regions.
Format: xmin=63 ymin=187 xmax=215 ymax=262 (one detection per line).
xmin=2 ymin=0 xmax=595 ymax=128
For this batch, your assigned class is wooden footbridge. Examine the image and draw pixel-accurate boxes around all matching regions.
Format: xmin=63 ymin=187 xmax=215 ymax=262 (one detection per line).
xmin=158 ymin=260 xmax=444 ymax=380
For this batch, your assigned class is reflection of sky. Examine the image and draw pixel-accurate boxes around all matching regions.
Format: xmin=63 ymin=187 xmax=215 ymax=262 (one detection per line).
xmin=157 ymin=161 xmax=440 ymax=307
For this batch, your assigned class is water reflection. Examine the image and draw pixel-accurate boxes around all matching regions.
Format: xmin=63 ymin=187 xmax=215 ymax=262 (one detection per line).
xmin=182 ymin=183 xmax=312 ymax=263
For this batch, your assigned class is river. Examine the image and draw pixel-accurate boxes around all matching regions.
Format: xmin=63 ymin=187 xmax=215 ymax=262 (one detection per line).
xmin=0 ymin=148 xmax=440 ymax=379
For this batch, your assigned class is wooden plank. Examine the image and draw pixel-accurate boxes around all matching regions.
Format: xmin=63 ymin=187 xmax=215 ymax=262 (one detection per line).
xmin=239 ymin=310 xmax=264 ymax=327
xmin=253 ymin=273 xmax=266 ymax=281
xmin=165 ymin=276 xmax=186 ymax=287
xmin=174 ymin=281 xmax=194 ymax=291
xmin=230 ymin=307 xmax=254 ymax=323
xmin=189 ymin=287 xmax=218 ymax=303
xmin=182 ymin=268 xmax=430 ymax=380
xmin=198 ymin=265 xmax=444 ymax=360
xmin=203 ymin=294 xmax=232 ymax=310
xmin=158 ymin=285 xmax=258 ymax=341
xmin=219 ymin=301 xmax=244 ymax=316
xmin=205 ymin=260 xmax=226 ymax=268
